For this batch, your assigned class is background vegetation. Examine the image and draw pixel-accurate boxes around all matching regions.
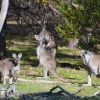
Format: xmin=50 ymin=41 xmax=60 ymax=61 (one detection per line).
xmin=55 ymin=0 xmax=100 ymax=52
xmin=0 ymin=0 xmax=100 ymax=99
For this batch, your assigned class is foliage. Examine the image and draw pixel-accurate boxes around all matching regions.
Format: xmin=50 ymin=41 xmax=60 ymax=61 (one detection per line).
xmin=36 ymin=0 xmax=48 ymax=4
xmin=55 ymin=0 xmax=100 ymax=51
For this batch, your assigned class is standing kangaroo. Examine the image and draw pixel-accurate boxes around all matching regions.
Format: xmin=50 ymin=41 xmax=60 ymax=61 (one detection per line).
xmin=0 ymin=53 xmax=22 ymax=84
xmin=35 ymin=35 xmax=63 ymax=80
xmin=82 ymin=50 xmax=100 ymax=86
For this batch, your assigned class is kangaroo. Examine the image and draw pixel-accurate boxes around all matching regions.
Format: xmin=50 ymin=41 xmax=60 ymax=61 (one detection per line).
xmin=35 ymin=35 xmax=63 ymax=80
xmin=82 ymin=50 xmax=100 ymax=86
xmin=36 ymin=21 xmax=58 ymax=59
xmin=36 ymin=34 xmax=58 ymax=59
xmin=0 ymin=53 xmax=22 ymax=84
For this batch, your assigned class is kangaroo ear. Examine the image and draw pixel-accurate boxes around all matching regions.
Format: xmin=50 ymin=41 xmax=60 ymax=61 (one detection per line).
xmin=18 ymin=53 xmax=22 ymax=58
xmin=12 ymin=53 xmax=17 ymax=58
xmin=34 ymin=35 xmax=38 ymax=40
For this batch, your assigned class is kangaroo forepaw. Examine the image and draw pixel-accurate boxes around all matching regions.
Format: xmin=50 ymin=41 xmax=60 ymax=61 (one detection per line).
xmin=13 ymin=79 xmax=17 ymax=82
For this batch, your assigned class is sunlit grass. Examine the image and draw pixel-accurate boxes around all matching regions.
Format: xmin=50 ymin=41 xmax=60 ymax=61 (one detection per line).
xmin=1 ymin=34 xmax=99 ymax=98
xmin=58 ymin=47 xmax=81 ymax=55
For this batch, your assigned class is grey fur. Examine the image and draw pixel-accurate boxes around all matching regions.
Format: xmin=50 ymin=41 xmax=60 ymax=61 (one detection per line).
xmin=0 ymin=53 xmax=22 ymax=84
xmin=82 ymin=50 xmax=100 ymax=86
xmin=35 ymin=35 xmax=63 ymax=80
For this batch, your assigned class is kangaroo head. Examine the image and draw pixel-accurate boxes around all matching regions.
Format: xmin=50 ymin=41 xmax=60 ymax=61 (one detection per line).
xmin=12 ymin=53 xmax=22 ymax=65
xmin=82 ymin=50 xmax=93 ymax=56
xmin=35 ymin=35 xmax=44 ymax=45
xmin=82 ymin=50 xmax=93 ymax=65
xmin=35 ymin=35 xmax=44 ymax=40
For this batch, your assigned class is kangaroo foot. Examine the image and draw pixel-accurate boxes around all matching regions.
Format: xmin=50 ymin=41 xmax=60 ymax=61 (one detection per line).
xmin=82 ymin=83 xmax=92 ymax=86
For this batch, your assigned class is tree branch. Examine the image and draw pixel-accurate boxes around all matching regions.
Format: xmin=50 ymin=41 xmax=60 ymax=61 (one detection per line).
xmin=48 ymin=3 xmax=61 ymax=15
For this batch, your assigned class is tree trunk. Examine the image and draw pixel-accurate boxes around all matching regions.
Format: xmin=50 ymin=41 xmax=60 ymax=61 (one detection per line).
xmin=0 ymin=27 xmax=7 ymax=59
xmin=0 ymin=0 xmax=9 ymax=59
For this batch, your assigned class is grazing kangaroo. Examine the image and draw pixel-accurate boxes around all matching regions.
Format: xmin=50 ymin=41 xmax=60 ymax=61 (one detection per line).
xmin=37 ymin=21 xmax=58 ymax=59
xmin=0 ymin=53 xmax=22 ymax=84
xmin=82 ymin=50 xmax=100 ymax=86
xmin=35 ymin=35 xmax=63 ymax=80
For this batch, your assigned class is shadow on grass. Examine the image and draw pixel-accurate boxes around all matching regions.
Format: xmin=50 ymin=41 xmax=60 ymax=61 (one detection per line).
xmin=78 ymin=82 xmax=100 ymax=88
xmin=57 ymin=52 xmax=81 ymax=59
xmin=57 ymin=62 xmax=87 ymax=71
xmin=7 ymin=45 xmax=39 ymax=66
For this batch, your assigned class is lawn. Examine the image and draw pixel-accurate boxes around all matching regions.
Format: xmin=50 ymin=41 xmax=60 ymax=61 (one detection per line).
xmin=0 ymin=34 xmax=100 ymax=99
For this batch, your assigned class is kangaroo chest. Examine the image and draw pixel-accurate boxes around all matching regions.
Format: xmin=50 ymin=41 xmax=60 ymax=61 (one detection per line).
xmin=37 ymin=45 xmax=45 ymax=58
xmin=14 ymin=65 xmax=20 ymax=71
xmin=36 ymin=46 xmax=41 ymax=59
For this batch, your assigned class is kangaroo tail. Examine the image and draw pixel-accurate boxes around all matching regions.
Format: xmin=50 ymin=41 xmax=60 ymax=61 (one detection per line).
xmin=51 ymin=70 xmax=65 ymax=81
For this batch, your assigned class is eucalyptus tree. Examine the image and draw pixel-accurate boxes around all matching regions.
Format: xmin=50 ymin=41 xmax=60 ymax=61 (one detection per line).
xmin=0 ymin=0 xmax=9 ymax=59
xmin=55 ymin=0 xmax=100 ymax=51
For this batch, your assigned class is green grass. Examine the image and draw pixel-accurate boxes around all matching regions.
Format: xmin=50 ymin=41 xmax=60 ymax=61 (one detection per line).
xmin=0 ymin=34 xmax=100 ymax=99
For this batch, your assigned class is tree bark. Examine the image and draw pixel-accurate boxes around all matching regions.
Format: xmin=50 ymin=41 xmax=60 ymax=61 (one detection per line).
xmin=0 ymin=0 xmax=9 ymax=59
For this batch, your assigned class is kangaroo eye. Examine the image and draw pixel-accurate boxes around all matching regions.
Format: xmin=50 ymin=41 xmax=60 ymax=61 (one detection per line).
xmin=86 ymin=52 xmax=90 ymax=55
xmin=85 ymin=51 xmax=87 ymax=54
xmin=40 ymin=35 xmax=44 ymax=38
xmin=85 ymin=51 xmax=90 ymax=55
